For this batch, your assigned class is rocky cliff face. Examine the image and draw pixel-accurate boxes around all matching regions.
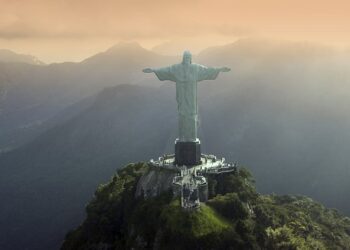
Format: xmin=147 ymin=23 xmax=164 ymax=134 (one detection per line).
xmin=61 ymin=163 xmax=350 ymax=250
xmin=135 ymin=167 xmax=176 ymax=199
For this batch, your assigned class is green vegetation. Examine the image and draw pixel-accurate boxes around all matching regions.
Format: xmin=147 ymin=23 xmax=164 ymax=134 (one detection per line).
xmin=161 ymin=200 xmax=232 ymax=237
xmin=62 ymin=163 xmax=350 ymax=250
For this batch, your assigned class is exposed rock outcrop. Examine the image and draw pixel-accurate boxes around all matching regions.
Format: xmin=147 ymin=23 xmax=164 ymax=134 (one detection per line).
xmin=135 ymin=168 xmax=176 ymax=198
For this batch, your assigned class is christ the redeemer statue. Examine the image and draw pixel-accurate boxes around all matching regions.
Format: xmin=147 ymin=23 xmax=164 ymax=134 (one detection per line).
xmin=143 ymin=51 xmax=230 ymax=165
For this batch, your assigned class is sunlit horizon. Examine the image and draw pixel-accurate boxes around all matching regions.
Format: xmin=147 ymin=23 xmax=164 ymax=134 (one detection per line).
xmin=1 ymin=36 xmax=349 ymax=64
xmin=1 ymin=0 xmax=350 ymax=63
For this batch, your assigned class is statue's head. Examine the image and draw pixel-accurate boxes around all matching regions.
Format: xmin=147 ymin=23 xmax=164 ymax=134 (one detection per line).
xmin=182 ymin=50 xmax=192 ymax=65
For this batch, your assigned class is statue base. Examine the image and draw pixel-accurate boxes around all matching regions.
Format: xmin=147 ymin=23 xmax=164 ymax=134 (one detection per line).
xmin=174 ymin=139 xmax=201 ymax=166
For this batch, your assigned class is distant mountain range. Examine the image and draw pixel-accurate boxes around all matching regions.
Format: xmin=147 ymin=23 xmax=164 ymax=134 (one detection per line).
xmin=0 ymin=49 xmax=45 ymax=65
xmin=0 ymin=42 xmax=174 ymax=152
xmin=1 ymin=39 xmax=350 ymax=250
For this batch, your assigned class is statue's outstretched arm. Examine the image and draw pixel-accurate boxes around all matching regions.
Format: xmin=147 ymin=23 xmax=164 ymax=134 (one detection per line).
xmin=143 ymin=66 xmax=176 ymax=82
xmin=197 ymin=64 xmax=231 ymax=81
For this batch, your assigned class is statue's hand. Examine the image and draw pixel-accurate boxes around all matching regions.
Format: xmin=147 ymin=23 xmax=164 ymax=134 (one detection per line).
xmin=221 ymin=67 xmax=231 ymax=72
xmin=143 ymin=68 xmax=153 ymax=73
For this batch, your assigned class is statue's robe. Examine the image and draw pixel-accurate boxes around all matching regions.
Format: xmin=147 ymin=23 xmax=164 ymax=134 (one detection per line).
xmin=153 ymin=63 xmax=221 ymax=141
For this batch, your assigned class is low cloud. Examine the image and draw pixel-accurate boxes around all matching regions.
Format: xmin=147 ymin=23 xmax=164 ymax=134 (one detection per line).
xmin=0 ymin=20 xmax=253 ymax=40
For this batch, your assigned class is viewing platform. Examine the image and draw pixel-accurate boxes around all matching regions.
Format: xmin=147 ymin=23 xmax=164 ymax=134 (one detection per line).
xmin=149 ymin=153 xmax=238 ymax=210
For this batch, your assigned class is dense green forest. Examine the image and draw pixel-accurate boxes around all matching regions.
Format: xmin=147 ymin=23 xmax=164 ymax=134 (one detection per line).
xmin=62 ymin=163 xmax=350 ymax=250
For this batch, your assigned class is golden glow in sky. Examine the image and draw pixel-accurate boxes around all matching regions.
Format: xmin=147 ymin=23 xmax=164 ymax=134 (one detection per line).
xmin=0 ymin=0 xmax=349 ymax=63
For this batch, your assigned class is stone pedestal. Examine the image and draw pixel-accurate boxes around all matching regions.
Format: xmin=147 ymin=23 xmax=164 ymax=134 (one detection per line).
xmin=174 ymin=139 xmax=201 ymax=166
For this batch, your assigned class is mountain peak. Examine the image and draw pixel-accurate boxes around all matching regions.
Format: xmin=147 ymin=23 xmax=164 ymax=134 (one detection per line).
xmin=81 ymin=41 xmax=159 ymax=64
xmin=106 ymin=41 xmax=147 ymax=53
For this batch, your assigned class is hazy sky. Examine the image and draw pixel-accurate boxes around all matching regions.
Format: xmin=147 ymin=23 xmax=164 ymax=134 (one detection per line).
xmin=0 ymin=0 xmax=349 ymax=63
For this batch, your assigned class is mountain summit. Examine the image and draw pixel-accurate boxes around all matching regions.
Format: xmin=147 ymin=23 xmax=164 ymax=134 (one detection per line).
xmin=81 ymin=42 xmax=162 ymax=65
xmin=62 ymin=162 xmax=350 ymax=250
xmin=106 ymin=41 xmax=149 ymax=53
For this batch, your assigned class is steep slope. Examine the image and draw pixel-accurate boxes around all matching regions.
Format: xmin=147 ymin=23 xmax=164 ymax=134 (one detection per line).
xmin=62 ymin=163 xmax=350 ymax=250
